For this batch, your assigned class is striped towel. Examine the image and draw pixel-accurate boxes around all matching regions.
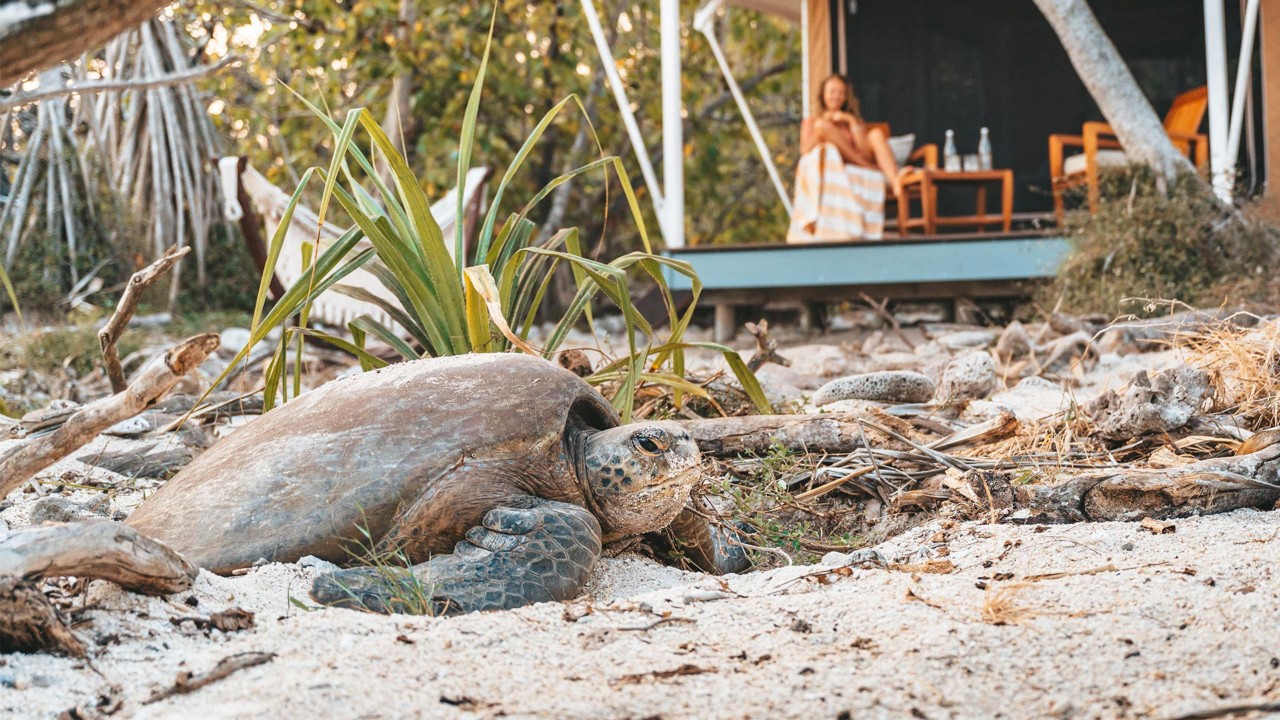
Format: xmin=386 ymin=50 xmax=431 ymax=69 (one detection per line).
xmin=786 ymin=143 xmax=885 ymax=243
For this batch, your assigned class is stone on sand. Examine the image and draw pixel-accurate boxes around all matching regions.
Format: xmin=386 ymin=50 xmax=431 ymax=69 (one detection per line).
xmin=813 ymin=371 xmax=935 ymax=406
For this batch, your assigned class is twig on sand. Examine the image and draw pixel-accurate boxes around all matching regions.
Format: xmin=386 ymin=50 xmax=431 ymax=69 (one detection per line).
xmin=859 ymin=292 xmax=915 ymax=350
xmin=100 ymin=244 xmax=191 ymax=392
xmin=745 ymin=320 xmax=790 ymax=372
xmin=144 ymin=652 xmax=276 ymax=705
xmin=1163 ymin=701 xmax=1280 ymax=720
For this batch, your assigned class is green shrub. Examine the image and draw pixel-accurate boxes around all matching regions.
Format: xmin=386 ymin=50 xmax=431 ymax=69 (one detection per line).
xmin=1041 ymin=167 xmax=1280 ymax=316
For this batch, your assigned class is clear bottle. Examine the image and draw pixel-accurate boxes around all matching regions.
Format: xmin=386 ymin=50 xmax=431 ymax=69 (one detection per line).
xmin=978 ymin=127 xmax=993 ymax=170
xmin=943 ymin=129 xmax=960 ymax=172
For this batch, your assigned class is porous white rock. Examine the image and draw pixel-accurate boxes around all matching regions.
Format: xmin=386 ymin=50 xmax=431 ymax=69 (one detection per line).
xmin=813 ymin=371 xmax=935 ymax=406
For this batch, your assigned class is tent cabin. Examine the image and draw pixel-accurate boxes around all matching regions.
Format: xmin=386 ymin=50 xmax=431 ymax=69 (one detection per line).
xmin=582 ymin=0 xmax=1271 ymax=340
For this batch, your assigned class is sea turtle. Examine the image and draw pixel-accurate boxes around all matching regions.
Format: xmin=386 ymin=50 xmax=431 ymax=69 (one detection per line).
xmin=126 ymin=354 xmax=747 ymax=614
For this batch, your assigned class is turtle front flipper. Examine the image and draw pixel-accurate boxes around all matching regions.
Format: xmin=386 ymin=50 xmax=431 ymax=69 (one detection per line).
xmin=657 ymin=506 xmax=753 ymax=576
xmin=310 ymin=498 xmax=602 ymax=615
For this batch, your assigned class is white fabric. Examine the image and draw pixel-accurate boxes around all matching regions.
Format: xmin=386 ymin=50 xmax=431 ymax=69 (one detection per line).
xmin=786 ymin=143 xmax=885 ymax=243
xmin=1062 ymin=149 xmax=1128 ymax=176
xmin=888 ymin=134 xmax=915 ymax=167
xmin=236 ymin=162 xmax=489 ymax=333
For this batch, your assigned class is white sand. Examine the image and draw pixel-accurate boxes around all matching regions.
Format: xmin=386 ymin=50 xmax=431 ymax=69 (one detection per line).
xmin=4 ymin=510 xmax=1278 ymax=719
xmin=4 ymin=324 xmax=1280 ymax=718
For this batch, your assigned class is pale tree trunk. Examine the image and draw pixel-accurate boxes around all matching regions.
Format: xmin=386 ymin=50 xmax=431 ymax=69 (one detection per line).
xmin=1034 ymin=0 xmax=1196 ymax=183
xmin=378 ymin=0 xmax=421 ymax=182
xmin=0 ymin=0 xmax=172 ymax=87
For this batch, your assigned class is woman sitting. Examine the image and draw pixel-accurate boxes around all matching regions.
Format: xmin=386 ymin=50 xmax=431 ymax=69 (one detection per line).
xmin=787 ymin=74 xmax=907 ymax=243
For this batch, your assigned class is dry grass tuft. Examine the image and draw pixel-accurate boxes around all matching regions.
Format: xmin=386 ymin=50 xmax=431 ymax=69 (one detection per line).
xmin=1180 ymin=317 xmax=1280 ymax=431
xmin=981 ymin=582 xmax=1037 ymax=626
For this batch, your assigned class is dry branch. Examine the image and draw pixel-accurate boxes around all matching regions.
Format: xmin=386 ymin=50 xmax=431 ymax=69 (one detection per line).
xmin=0 ymin=55 xmax=240 ymax=112
xmin=679 ymin=414 xmax=873 ymax=456
xmin=0 ymin=0 xmax=173 ymax=88
xmin=0 ymin=334 xmax=220 ymax=500
xmin=100 ymin=244 xmax=191 ymax=392
xmin=0 ymin=520 xmax=197 ymax=595
xmin=745 ymin=320 xmax=789 ymax=373
xmin=955 ymin=443 xmax=1280 ymax=523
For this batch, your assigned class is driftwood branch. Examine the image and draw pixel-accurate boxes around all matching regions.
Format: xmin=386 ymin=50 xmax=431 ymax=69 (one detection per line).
xmin=680 ymin=414 xmax=871 ymax=456
xmin=956 ymin=442 xmax=1280 ymax=523
xmin=100 ymin=244 xmax=191 ymax=392
xmin=0 ymin=0 xmax=173 ymax=88
xmin=0 ymin=520 xmax=197 ymax=594
xmin=745 ymin=320 xmax=790 ymax=373
xmin=0 ymin=55 xmax=240 ymax=112
xmin=0 ymin=521 xmax=195 ymax=657
xmin=0 ymin=334 xmax=220 ymax=500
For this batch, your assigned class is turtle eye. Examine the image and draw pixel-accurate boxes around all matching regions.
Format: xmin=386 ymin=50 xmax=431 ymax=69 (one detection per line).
xmin=634 ymin=435 xmax=665 ymax=455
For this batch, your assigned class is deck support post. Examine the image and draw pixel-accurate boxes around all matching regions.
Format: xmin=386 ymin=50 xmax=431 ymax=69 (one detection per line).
xmin=714 ymin=304 xmax=736 ymax=343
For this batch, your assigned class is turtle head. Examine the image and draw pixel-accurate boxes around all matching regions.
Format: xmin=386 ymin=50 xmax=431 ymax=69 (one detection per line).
xmin=581 ymin=421 xmax=700 ymax=536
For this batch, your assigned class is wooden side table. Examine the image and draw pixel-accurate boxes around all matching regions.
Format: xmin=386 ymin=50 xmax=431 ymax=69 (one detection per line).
xmin=897 ymin=169 xmax=1014 ymax=235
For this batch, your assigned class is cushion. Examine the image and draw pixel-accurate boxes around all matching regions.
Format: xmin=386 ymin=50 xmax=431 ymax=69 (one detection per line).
xmin=1062 ymin=149 xmax=1127 ymax=176
xmin=888 ymin=134 xmax=915 ymax=167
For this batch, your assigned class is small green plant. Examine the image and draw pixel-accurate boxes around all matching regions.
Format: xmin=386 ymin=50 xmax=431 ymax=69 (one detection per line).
xmin=214 ymin=11 xmax=769 ymax=422
xmin=327 ymin=522 xmax=442 ymax=616
xmin=699 ymin=441 xmax=868 ymax=566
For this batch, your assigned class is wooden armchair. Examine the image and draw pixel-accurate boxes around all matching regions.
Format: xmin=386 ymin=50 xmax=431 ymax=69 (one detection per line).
xmin=1049 ymin=86 xmax=1208 ymax=223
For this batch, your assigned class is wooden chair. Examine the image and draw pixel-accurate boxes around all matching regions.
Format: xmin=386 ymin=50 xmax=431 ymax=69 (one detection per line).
xmin=865 ymin=122 xmax=938 ymax=236
xmin=1049 ymin=86 xmax=1208 ymax=223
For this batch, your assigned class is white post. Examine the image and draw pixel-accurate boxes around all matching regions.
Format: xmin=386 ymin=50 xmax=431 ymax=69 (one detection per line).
xmin=694 ymin=0 xmax=794 ymax=215
xmin=1227 ymin=0 xmax=1261 ymax=169
xmin=661 ymin=0 xmax=685 ymax=248
xmin=1204 ymin=0 xmax=1233 ymax=201
xmin=580 ymin=0 xmax=665 ymax=220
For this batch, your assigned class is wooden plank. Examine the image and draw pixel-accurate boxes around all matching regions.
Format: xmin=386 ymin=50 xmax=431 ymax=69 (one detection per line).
xmin=664 ymin=236 xmax=1070 ymax=292
xmin=699 ymin=278 xmax=1046 ymax=307
xmin=670 ymin=226 xmax=1058 ymax=254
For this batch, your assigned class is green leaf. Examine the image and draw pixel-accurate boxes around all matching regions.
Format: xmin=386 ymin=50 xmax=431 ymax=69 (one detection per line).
xmin=455 ymin=5 xmax=499 ymax=277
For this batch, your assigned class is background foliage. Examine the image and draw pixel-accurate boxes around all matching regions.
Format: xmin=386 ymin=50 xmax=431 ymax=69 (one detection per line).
xmin=188 ymin=0 xmax=800 ymax=256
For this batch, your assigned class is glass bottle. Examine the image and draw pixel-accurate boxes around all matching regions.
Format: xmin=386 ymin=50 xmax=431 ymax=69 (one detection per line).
xmin=943 ymin=129 xmax=960 ymax=172
xmin=978 ymin=127 xmax=993 ymax=170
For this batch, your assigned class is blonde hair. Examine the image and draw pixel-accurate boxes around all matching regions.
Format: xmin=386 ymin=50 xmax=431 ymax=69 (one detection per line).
xmin=817 ymin=74 xmax=863 ymax=122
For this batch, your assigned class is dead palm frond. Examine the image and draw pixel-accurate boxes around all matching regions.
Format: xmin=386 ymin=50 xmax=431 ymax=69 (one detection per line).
xmin=0 ymin=15 xmax=225 ymax=310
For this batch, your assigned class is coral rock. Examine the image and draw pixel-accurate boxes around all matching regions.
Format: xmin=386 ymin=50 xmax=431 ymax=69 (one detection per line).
xmin=813 ymin=371 xmax=935 ymax=406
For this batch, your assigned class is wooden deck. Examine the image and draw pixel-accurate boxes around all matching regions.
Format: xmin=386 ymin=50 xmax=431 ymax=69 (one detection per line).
xmin=663 ymin=230 xmax=1071 ymax=340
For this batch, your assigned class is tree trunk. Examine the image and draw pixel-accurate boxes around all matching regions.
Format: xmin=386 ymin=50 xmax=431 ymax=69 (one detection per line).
xmin=377 ymin=0 xmax=421 ymax=178
xmin=1033 ymin=0 xmax=1196 ymax=183
xmin=0 ymin=0 xmax=172 ymax=88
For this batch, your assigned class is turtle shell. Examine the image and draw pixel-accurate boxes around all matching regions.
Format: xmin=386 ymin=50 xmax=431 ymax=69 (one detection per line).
xmin=126 ymin=354 xmax=619 ymax=573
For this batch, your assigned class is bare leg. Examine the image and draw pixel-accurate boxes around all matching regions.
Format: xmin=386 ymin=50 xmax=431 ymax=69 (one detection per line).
xmin=865 ymin=127 xmax=903 ymax=197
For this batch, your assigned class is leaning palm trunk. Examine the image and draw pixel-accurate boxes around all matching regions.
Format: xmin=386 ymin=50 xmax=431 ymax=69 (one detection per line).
xmin=1034 ymin=0 xmax=1196 ymax=185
